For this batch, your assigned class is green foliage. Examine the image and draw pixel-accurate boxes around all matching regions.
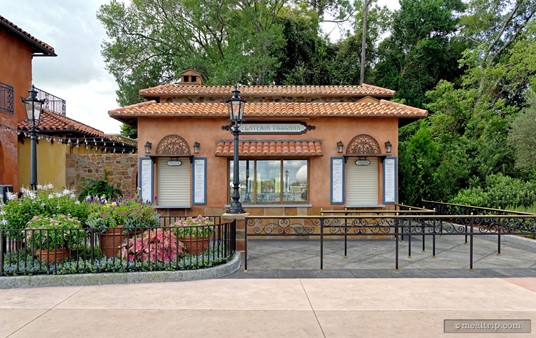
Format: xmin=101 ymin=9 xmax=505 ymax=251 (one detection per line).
xmin=1 ymin=186 xmax=89 ymax=237
xmin=25 ymin=214 xmax=85 ymax=250
xmin=508 ymin=91 xmax=536 ymax=172
xmin=120 ymin=124 xmax=137 ymax=139
xmin=86 ymin=197 xmax=159 ymax=233
xmin=398 ymin=121 xmax=439 ymax=205
xmin=372 ymin=0 xmax=467 ymax=107
xmin=451 ymin=174 xmax=536 ymax=209
xmin=78 ymin=173 xmax=122 ymax=201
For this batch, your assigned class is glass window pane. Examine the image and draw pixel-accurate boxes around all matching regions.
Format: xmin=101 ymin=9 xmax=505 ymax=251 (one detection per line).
xmin=229 ymin=160 xmax=254 ymax=203
xmin=283 ymin=160 xmax=308 ymax=202
xmin=256 ymin=160 xmax=281 ymax=203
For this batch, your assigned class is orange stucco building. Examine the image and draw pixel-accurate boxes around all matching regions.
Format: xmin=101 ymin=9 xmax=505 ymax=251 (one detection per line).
xmin=0 ymin=15 xmax=56 ymax=192
xmin=110 ymin=70 xmax=427 ymax=216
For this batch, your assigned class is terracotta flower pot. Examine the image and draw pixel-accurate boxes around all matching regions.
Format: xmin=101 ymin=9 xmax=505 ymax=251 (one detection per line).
xmin=181 ymin=236 xmax=211 ymax=255
xmin=99 ymin=228 xmax=129 ymax=258
xmin=34 ymin=247 xmax=70 ymax=263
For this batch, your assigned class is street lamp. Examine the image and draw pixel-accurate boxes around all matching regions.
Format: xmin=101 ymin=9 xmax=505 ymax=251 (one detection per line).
xmin=21 ymin=85 xmax=44 ymax=190
xmin=226 ymin=87 xmax=246 ymax=214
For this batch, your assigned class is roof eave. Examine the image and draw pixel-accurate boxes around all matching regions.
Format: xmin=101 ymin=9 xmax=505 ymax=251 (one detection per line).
xmin=0 ymin=21 xmax=56 ymax=56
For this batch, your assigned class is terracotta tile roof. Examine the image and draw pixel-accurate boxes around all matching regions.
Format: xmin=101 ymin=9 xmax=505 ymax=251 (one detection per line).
xmin=109 ymin=100 xmax=427 ymax=120
xmin=215 ymin=140 xmax=323 ymax=157
xmin=0 ymin=15 xmax=56 ymax=56
xmin=139 ymin=83 xmax=395 ymax=98
xmin=18 ymin=110 xmax=106 ymax=137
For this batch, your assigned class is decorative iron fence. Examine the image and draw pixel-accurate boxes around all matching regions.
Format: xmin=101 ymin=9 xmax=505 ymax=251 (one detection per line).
xmin=0 ymin=220 xmax=235 ymax=276
xmin=244 ymin=215 xmax=536 ymax=271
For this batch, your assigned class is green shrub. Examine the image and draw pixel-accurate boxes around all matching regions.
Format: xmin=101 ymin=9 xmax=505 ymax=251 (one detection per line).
xmin=78 ymin=172 xmax=122 ymax=201
xmin=451 ymin=174 xmax=536 ymax=209
xmin=1 ymin=186 xmax=89 ymax=238
xmin=86 ymin=197 xmax=159 ymax=233
xmin=25 ymin=214 xmax=85 ymax=250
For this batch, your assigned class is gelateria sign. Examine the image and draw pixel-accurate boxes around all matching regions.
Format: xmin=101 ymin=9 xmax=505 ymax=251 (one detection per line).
xmin=239 ymin=122 xmax=314 ymax=135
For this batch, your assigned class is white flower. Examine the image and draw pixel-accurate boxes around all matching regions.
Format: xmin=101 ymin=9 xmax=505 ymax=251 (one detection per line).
xmin=0 ymin=219 xmax=7 ymax=226
xmin=6 ymin=192 xmax=17 ymax=201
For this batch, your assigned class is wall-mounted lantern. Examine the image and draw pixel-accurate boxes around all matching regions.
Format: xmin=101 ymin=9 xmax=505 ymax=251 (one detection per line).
xmin=384 ymin=140 xmax=392 ymax=154
xmin=144 ymin=141 xmax=152 ymax=155
xmin=193 ymin=141 xmax=200 ymax=154
xmin=337 ymin=140 xmax=344 ymax=153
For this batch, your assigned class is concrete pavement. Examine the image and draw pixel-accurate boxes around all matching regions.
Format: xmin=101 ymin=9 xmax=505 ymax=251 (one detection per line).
xmin=0 ymin=277 xmax=535 ymax=337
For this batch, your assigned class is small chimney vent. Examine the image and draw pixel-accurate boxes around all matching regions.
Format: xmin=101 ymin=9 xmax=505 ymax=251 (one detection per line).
xmin=180 ymin=69 xmax=202 ymax=85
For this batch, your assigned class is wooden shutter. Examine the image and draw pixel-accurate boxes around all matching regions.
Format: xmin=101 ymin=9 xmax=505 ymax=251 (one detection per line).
xmin=346 ymin=158 xmax=378 ymax=207
xmin=157 ymin=158 xmax=190 ymax=207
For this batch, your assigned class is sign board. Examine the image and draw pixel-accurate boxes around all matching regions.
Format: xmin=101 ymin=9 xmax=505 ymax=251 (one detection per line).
xmin=330 ymin=157 xmax=344 ymax=204
xmin=383 ymin=156 xmax=397 ymax=204
xmin=193 ymin=158 xmax=207 ymax=205
xmin=139 ymin=158 xmax=153 ymax=203
xmin=239 ymin=122 xmax=313 ymax=135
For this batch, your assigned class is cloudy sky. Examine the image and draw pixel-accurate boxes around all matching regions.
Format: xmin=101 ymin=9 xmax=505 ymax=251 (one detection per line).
xmin=1 ymin=0 xmax=399 ymax=135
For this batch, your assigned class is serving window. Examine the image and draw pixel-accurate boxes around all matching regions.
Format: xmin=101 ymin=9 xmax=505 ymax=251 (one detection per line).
xmin=229 ymin=159 xmax=308 ymax=204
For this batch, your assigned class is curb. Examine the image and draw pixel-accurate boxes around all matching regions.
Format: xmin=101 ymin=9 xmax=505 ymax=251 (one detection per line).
xmin=0 ymin=252 xmax=241 ymax=289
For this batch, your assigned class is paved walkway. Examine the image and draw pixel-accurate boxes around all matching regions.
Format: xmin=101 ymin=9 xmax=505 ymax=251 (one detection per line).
xmin=1 ymin=278 xmax=535 ymax=337
xmin=231 ymin=235 xmax=536 ymax=278
xmin=1 ymin=235 xmax=535 ymax=337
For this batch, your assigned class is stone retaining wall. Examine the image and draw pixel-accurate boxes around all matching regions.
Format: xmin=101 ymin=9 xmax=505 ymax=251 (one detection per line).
xmin=66 ymin=153 xmax=138 ymax=197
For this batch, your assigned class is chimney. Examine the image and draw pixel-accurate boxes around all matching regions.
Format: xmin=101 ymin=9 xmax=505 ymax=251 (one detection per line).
xmin=179 ymin=69 xmax=202 ymax=85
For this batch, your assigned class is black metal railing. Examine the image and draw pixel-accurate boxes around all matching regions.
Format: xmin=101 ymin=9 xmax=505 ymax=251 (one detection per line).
xmin=244 ymin=215 xmax=536 ymax=271
xmin=35 ymin=87 xmax=66 ymax=116
xmin=0 ymin=220 xmax=236 ymax=276
xmin=0 ymin=82 xmax=14 ymax=115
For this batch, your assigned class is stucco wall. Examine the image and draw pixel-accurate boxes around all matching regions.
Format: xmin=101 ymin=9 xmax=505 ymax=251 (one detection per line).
xmin=139 ymin=115 xmax=399 ymax=215
xmin=0 ymin=29 xmax=33 ymax=190
xmin=65 ymin=153 xmax=138 ymax=197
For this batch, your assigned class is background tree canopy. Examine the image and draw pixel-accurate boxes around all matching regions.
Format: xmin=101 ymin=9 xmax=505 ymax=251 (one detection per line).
xmin=99 ymin=0 xmax=536 ymax=209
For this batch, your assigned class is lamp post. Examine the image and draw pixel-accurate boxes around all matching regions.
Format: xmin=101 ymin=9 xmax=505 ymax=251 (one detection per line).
xmin=21 ymin=85 xmax=44 ymax=190
xmin=226 ymin=87 xmax=246 ymax=214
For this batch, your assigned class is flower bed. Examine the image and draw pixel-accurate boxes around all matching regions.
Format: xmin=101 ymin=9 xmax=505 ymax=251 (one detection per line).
xmin=0 ymin=186 xmax=236 ymax=276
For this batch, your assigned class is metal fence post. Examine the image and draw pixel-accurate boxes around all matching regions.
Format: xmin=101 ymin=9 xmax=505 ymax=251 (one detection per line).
xmin=497 ymin=217 xmax=501 ymax=256
xmin=408 ymin=219 xmax=412 ymax=258
xmin=320 ymin=217 xmax=324 ymax=271
xmin=469 ymin=217 xmax=474 ymax=270
xmin=395 ymin=217 xmax=399 ymax=271
xmin=244 ymin=219 xmax=248 ymax=272
xmin=0 ymin=229 xmax=4 ymax=276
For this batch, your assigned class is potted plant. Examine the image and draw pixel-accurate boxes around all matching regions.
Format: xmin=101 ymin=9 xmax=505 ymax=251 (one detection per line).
xmin=86 ymin=197 xmax=159 ymax=257
xmin=25 ymin=214 xmax=84 ymax=263
xmin=174 ymin=216 xmax=215 ymax=255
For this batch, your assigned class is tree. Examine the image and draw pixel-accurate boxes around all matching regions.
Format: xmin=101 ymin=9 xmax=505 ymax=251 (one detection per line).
xmin=372 ymin=0 xmax=466 ymax=108
xmin=508 ymin=91 xmax=536 ymax=173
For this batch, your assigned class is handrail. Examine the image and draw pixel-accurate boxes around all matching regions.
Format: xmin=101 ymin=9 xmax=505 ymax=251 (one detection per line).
xmin=422 ymin=200 xmax=536 ymax=215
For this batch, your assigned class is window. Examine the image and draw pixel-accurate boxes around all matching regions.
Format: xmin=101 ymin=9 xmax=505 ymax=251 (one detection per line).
xmin=0 ymin=82 xmax=14 ymax=115
xmin=229 ymin=159 xmax=308 ymax=204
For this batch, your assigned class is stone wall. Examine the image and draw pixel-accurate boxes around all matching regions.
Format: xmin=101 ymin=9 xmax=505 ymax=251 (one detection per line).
xmin=66 ymin=153 xmax=138 ymax=197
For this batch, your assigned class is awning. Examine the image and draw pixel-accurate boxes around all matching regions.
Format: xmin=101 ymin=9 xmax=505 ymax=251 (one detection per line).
xmin=215 ymin=140 xmax=323 ymax=157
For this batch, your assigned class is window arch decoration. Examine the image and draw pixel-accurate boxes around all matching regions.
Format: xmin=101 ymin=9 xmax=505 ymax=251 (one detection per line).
xmin=155 ymin=134 xmax=191 ymax=156
xmin=346 ymin=134 xmax=381 ymax=155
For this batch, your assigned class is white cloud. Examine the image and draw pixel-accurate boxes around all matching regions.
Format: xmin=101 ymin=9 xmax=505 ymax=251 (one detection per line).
xmin=1 ymin=0 xmax=122 ymax=134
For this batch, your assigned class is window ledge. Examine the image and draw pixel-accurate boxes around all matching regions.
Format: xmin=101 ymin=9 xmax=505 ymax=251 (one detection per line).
xmin=154 ymin=205 xmax=192 ymax=209
xmin=345 ymin=204 xmax=385 ymax=208
xmin=225 ymin=204 xmax=312 ymax=208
